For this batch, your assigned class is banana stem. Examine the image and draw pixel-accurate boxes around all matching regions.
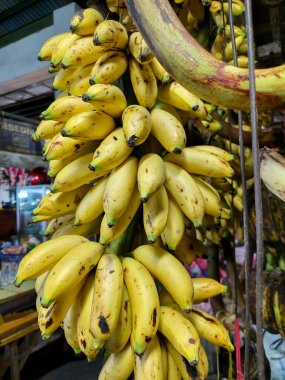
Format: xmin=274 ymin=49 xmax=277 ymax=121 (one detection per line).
xmin=124 ymin=0 xmax=285 ymax=111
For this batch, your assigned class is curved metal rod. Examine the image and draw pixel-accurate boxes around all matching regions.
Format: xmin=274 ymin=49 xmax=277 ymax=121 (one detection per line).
xmin=124 ymin=0 xmax=285 ymax=111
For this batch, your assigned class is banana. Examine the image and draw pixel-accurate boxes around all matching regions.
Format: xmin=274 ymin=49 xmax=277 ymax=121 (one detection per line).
xmin=159 ymin=288 xmax=175 ymax=307
xmin=129 ymin=31 xmax=154 ymax=64
xmin=224 ymin=34 xmax=245 ymax=61
xmin=164 ymin=147 xmax=234 ymax=178
xmin=82 ymin=84 xmax=127 ymax=118
xmin=104 ymin=285 xmax=132 ymax=353
xmin=260 ymin=148 xmax=285 ymax=202
xmin=222 ymin=1 xmax=245 ymax=15
xmin=132 ymin=245 xmax=194 ymax=312
xmin=211 ymin=32 xmax=225 ymax=60
xmin=77 ymin=275 xmax=100 ymax=361
xmin=38 ymin=277 xmax=85 ymax=339
xmin=44 ymin=134 xmax=97 ymax=161
xmin=88 ymin=128 xmax=133 ymax=172
xmin=68 ymin=64 xmax=94 ymax=96
xmin=50 ymin=33 xmax=81 ymax=67
xmin=103 ymin=156 xmax=138 ymax=227
xmin=99 ymin=186 xmax=140 ymax=245
xmin=158 ymin=82 xmax=208 ymax=120
xmin=150 ymin=108 xmax=186 ymax=154
xmin=167 ymin=346 xmax=182 ymax=380
xmin=98 ymin=342 xmax=134 ymax=380
xmin=50 ymin=153 xmax=109 ymax=193
xmin=122 ymin=105 xmax=152 ymax=147
xmin=134 ymin=334 xmax=164 ymax=380
xmin=53 ymin=66 xmax=79 ymax=91
xmin=228 ymin=55 xmax=249 ymax=68
xmin=32 ymin=185 xmax=90 ymax=216
xmin=137 ymin=153 xmax=165 ymax=202
xmin=49 ymin=63 xmax=61 ymax=73
xmin=15 ymin=235 xmax=88 ymax=286
xmin=32 ymin=120 xmax=64 ymax=141
xmin=160 ymin=340 xmax=168 ymax=380
xmin=90 ymin=253 xmax=124 ymax=346
xmin=152 ymin=101 xmax=182 ymax=122
xmin=40 ymin=96 xmax=95 ymax=122
xmin=191 ymin=145 xmax=234 ymax=161
xmin=89 ymin=51 xmax=128 ymax=84
xmin=192 ymin=176 xmax=221 ymax=217
xmin=273 ymin=289 xmax=285 ymax=338
xmin=41 ymin=241 xmax=103 ymax=308
xmin=35 ymin=271 xmax=49 ymax=295
xmin=233 ymin=193 xmax=243 ymax=212
xmin=161 ymin=193 xmax=185 ymax=251
xmin=186 ymin=307 xmax=234 ymax=351
xmin=61 ymin=37 xmax=110 ymax=69
xmin=174 ymin=231 xmax=207 ymax=265
xmin=159 ymin=306 xmax=200 ymax=365
xmin=63 ymin=298 xmax=81 ymax=354
xmin=37 ymin=32 xmax=69 ymax=61
xmin=143 ymin=185 xmax=169 ymax=243
xmin=51 ymin=215 xmax=102 ymax=238
xmin=192 ymin=278 xmax=227 ymax=304
xmin=48 ymin=155 xmax=84 ymax=178
xmin=61 ymin=110 xmax=116 ymax=140
xmin=74 ymin=176 xmax=108 ymax=225
xmin=122 ymin=257 xmax=159 ymax=355
xmin=238 ymin=38 xmax=248 ymax=54
xmin=129 ymin=57 xmax=158 ymax=108
xmin=70 ymin=8 xmax=104 ymax=36
xmin=93 ymin=20 xmax=128 ymax=49
xmin=164 ymin=162 xmax=205 ymax=227
xmin=150 ymin=57 xmax=170 ymax=83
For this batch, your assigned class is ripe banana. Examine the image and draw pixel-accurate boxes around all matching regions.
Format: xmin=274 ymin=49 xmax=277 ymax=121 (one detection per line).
xmin=68 ymin=64 xmax=93 ymax=96
xmin=167 ymin=346 xmax=182 ymax=380
xmin=15 ymin=235 xmax=88 ymax=286
xmin=32 ymin=120 xmax=64 ymax=141
xmin=161 ymin=193 xmax=185 ymax=251
xmin=70 ymin=8 xmax=103 ymax=36
xmin=160 ymin=340 xmax=168 ymax=380
xmin=103 ymin=156 xmax=138 ymax=227
xmin=53 ymin=66 xmax=79 ymax=91
xmin=51 ymin=33 xmax=80 ymax=67
xmin=41 ymin=241 xmax=103 ymax=307
xmin=137 ymin=153 xmax=165 ymax=202
xmin=143 ymin=185 xmax=169 ymax=243
xmin=273 ymin=289 xmax=285 ymax=338
xmin=129 ymin=31 xmax=154 ymax=64
xmin=192 ymin=278 xmax=227 ymax=304
xmin=51 ymin=215 xmax=102 ymax=238
xmin=90 ymin=253 xmax=124 ymax=346
xmin=93 ymin=20 xmax=128 ymax=49
xmin=164 ymin=162 xmax=205 ymax=227
xmin=228 ymin=55 xmax=249 ymax=68
xmin=150 ymin=57 xmax=170 ymax=83
xmin=89 ymin=51 xmax=128 ymax=84
xmin=35 ymin=271 xmax=49 ymax=295
xmin=131 ymin=245 xmax=194 ymax=312
xmin=37 ymin=32 xmax=69 ymax=61
xmin=63 ymin=298 xmax=81 ymax=354
xmin=122 ymin=105 xmax=152 ymax=147
xmin=174 ymin=231 xmax=207 ymax=265
xmin=82 ymin=84 xmax=127 ymax=118
xmin=164 ymin=147 xmax=234 ymax=178
xmin=192 ymin=176 xmax=221 ymax=217
xmin=61 ymin=110 xmax=116 ymax=140
xmin=122 ymin=257 xmax=160 ymax=356
xmin=40 ymin=96 xmax=95 ymax=122
xmin=192 ymin=145 xmax=234 ymax=161
xmin=150 ymin=108 xmax=186 ymax=154
xmin=48 ymin=155 xmax=84 ymax=178
xmin=129 ymin=57 xmax=158 ymax=108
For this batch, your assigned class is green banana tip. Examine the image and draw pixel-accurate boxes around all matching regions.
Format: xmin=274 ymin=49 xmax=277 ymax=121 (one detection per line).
xmin=74 ymin=348 xmax=81 ymax=355
xmin=140 ymin=196 xmax=148 ymax=203
xmin=60 ymin=62 xmax=68 ymax=70
xmin=134 ymin=342 xmax=146 ymax=357
xmin=32 ymin=133 xmax=39 ymax=141
xmin=50 ymin=185 xmax=56 ymax=193
xmin=41 ymin=333 xmax=51 ymax=341
xmin=37 ymin=55 xmax=43 ymax=61
xmin=14 ymin=276 xmax=23 ymax=287
xmin=222 ymin=285 xmax=228 ymax=292
xmin=40 ymin=297 xmax=53 ymax=309
xmin=82 ymin=94 xmax=91 ymax=102
xmin=93 ymin=340 xmax=104 ymax=350
xmin=88 ymin=163 xmax=95 ymax=171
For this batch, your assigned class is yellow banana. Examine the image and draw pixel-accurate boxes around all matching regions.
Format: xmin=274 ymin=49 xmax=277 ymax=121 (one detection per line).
xmin=48 ymin=155 xmax=84 ymax=178
xmin=50 ymin=153 xmax=109 ymax=193
xmin=191 ymin=145 xmax=234 ymax=161
xmin=35 ymin=271 xmax=49 ymax=295
xmin=41 ymin=241 xmax=103 ymax=308
xmin=164 ymin=162 xmax=205 ymax=227
xmin=40 ymin=95 xmax=95 ymax=122
xmin=99 ymin=186 xmax=140 ymax=245
xmin=224 ymin=34 xmax=245 ymax=61
xmin=104 ymin=285 xmax=132 ymax=353
xmin=196 ymin=343 xmax=209 ymax=379
xmin=51 ymin=215 xmax=102 ymax=238
xmin=238 ymin=38 xmax=248 ymax=54
xmin=129 ymin=57 xmax=158 ymax=108
xmin=164 ymin=147 xmax=234 ymax=178
xmin=174 ymin=232 xmax=206 ymax=265
xmin=143 ymin=185 xmax=169 ymax=243
xmin=233 ymin=193 xmax=243 ymax=212
xmin=129 ymin=31 xmax=154 ymax=64
xmin=103 ymin=156 xmax=138 ymax=227
xmin=15 ymin=235 xmax=88 ymax=286
xmin=165 ymin=339 xmax=197 ymax=379
xmin=137 ymin=153 xmax=165 ymax=202
xmin=89 ymin=51 xmax=128 ymax=84
xmin=42 ymin=138 xmax=52 ymax=155
xmin=88 ymin=128 xmax=133 ymax=172
xmin=45 ymin=215 xmax=75 ymax=235
xmin=53 ymin=66 xmax=79 ymax=91
xmin=93 ymin=20 xmax=128 ymax=49
xmin=82 ymin=84 xmax=127 ymax=118
xmin=160 ymin=340 xmax=168 ymax=380
xmin=61 ymin=110 xmax=116 ymax=140
xmin=159 ymin=287 xmax=175 ymax=307
xmin=159 ymin=306 xmax=200 ymax=365
xmin=161 ymin=193 xmax=185 ymax=251
xmin=32 ymin=120 xmax=64 ymax=141
xmin=131 ymin=245 xmax=194 ymax=312
xmin=192 ymin=176 xmax=221 ymax=218
xmin=150 ymin=108 xmax=186 ymax=154
xmin=98 ymin=342 xmax=134 ymax=380
xmin=70 ymin=8 xmax=104 ymax=36
xmin=222 ymin=1 xmax=245 ymax=15
xmin=158 ymin=82 xmax=208 ymax=120
xmin=228 ymin=55 xmax=249 ymax=68
xmin=167 ymin=346 xmax=182 ymax=380
xmin=37 ymin=32 xmax=69 ymax=61
xmin=74 ymin=176 xmax=108 ymax=225
xmin=68 ymin=64 xmax=93 ymax=96
xmin=122 ymin=105 xmax=152 ymax=147
xmin=192 ymin=278 xmax=227 ymax=304
xmin=211 ymin=32 xmax=225 ymax=60
xmin=273 ymin=290 xmax=285 ymax=338
xmin=63 ymin=298 xmax=81 ymax=354
xmin=152 ymin=101 xmax=182 ymax=122
xmin=223 ymin=24 xmax=244 ymax=39
xmin=122 ymin=257 xmax=160 ymax=356
xmin=77 ymin=275 xmax=100 ymax=361
xmin=150 ymin=57 xmax=170 ymax=83
xmin=50 ymin=33 xmax=80 ymax=67
xmin=90 ymin=253 xmax=124 ymax=346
